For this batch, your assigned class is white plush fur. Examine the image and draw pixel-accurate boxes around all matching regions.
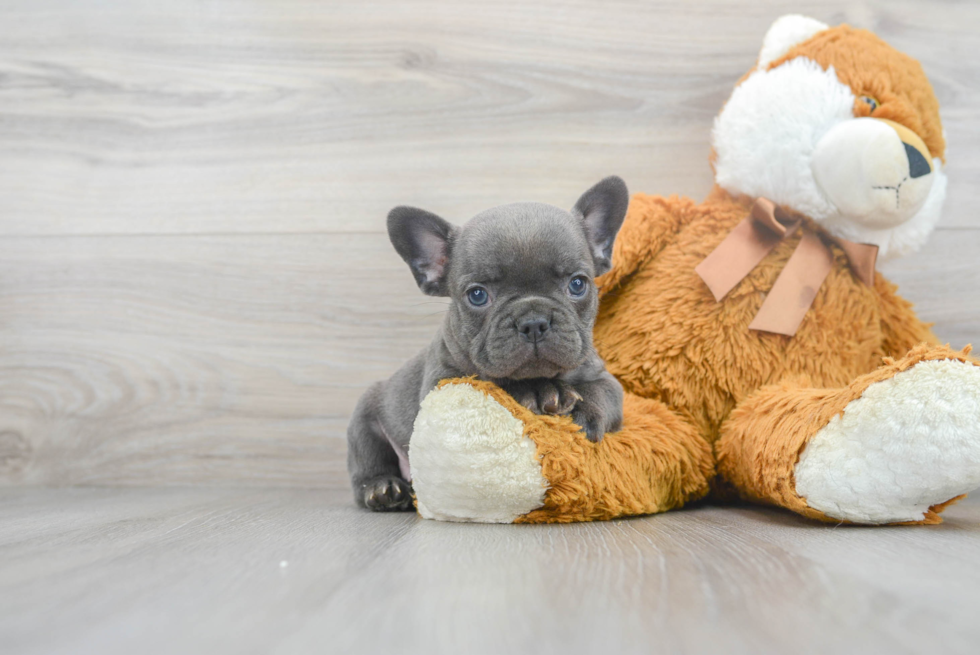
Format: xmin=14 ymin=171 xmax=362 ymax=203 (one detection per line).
xmin=410 ymin=383 xmax=547 ymax=523
xmin=757 ymin=15 xmax=828 ymax=70
xmin=795 ymin=360 xmax=980 ymax=524
xmin=713 ymin=49 xmax=947 ymax=261
xmin=714 ymin=57 xmax=856 ymax=223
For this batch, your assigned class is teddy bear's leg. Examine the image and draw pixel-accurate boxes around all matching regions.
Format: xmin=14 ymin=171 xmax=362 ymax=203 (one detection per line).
xmin=716 ymin=345 xmax=980 ymax=524
xmin=410 ymin=380 xmax=714 ymax=523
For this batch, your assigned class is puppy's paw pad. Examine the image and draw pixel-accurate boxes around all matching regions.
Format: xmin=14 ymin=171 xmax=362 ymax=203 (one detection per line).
xmin=362 ymin=477 xmax=414 ymax=512
xmin=543 ymin=381 xmax=582 ymax=416
xmin=515 ymin=390 xmax=541 ymax=414
xmin=508 ymin=379 xmax=581 ymax=416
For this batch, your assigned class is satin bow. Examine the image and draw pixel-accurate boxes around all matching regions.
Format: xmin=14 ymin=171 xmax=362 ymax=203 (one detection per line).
xmin=695 ymin=198 xmax=879 ymax=336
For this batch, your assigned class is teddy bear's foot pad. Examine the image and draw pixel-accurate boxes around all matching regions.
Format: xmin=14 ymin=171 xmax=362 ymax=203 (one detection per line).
xmin=795 ymin=359 xmax=980 ymax=524
xmin=410 ymin=382 xmax=548 ymax=523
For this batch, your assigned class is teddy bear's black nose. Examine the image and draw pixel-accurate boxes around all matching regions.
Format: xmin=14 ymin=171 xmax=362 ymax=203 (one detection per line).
xmin=518 ymin=316 xmax=550 ymax=343
xmin=904 ymin=142 xmax=931 ymax=179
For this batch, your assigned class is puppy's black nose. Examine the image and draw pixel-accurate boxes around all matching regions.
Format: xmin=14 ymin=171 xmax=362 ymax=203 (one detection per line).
xmin=518 ymin=316 xmax=550 ymax=343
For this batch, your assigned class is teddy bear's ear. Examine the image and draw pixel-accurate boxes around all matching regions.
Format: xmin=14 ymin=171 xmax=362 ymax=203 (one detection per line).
xmin=757 ymin=14 xmax=829 ymax=70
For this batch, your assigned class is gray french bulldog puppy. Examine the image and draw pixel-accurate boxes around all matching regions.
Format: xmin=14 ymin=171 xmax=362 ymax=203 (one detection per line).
xmin=347 ymin=176 xmax=629 ymax=511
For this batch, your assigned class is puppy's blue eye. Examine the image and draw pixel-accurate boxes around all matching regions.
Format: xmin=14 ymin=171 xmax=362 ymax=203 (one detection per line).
xmin=467 ymin=286 xmax=489 ymax=306
xmin=568 ymin=276 xmax=588 ymax=298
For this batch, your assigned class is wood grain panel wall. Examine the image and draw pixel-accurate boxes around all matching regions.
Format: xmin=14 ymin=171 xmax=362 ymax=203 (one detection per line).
xmin=1 ymin=0 xmax=977 ymax=486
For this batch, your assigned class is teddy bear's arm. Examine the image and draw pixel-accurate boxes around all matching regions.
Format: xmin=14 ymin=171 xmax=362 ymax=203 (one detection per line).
xmin=596 ymin=194 xmax=694 ymax=296
xmin=410 ymin=380 xmax=715 ymax=523
xmin=874 ymin=276 xmax=941 ymax=358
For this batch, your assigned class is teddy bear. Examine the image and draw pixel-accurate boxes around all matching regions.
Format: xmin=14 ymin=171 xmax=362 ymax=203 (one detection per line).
xmin=406 ymin=15 xmax=980 ymax=525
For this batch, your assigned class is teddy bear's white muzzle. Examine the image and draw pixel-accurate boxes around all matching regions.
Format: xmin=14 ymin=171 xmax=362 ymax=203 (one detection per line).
xmin=812 ymin=117 xmax=933 ymax=229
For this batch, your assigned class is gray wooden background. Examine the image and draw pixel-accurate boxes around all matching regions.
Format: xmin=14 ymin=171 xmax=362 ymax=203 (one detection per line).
xmin=1 ymin=0 xmax=977 ymax=488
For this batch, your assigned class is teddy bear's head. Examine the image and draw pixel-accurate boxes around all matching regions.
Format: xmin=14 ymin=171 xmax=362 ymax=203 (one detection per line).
xmin=712 ymin=15 xmax=946 ymax=260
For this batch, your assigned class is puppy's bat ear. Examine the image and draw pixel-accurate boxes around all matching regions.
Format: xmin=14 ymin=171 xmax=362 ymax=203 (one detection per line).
xmin=387 ymin=206 xmax=458 ymax=296
xmin=572 ymin=176 xmax=629 ymax=276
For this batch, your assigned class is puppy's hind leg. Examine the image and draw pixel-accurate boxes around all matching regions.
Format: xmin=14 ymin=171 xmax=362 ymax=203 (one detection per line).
xmin=347 ymin=382 xmax=414 ymax=512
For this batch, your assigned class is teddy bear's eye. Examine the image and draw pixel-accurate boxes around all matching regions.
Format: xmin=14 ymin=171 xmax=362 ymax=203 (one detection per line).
xmin=859 ymin=95 xmax=879 ymax=112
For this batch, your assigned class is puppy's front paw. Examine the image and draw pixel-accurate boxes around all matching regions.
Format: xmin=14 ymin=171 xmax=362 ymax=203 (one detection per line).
xmin=508 ymin=379 xmax=582 ymax=416
xmin=361 ymin=476 xmax=414 ymax=512
xmin=571 ymin=407 xmax=606 ymax=443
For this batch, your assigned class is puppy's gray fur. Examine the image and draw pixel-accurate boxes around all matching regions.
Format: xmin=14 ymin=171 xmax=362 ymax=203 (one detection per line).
xmin=347 ymin=177 xmax=629 ymax=511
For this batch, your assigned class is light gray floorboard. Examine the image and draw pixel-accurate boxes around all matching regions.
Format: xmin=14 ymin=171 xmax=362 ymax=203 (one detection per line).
xmin=1 ymin=487 xmax=979 ymax=655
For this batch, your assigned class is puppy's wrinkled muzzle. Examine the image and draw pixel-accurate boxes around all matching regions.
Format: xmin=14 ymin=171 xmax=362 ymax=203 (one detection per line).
xmin=477 ymin=299 xmax=586 ymax=380
xmin=812 ymin=117 xmax=934 ymax=229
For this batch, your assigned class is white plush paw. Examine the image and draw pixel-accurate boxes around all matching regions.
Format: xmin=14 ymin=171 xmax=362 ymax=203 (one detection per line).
xmin=410 ymin=383 xmax=547 ymax=523
xmin=795 ymin=359 xmax=980 ymax=524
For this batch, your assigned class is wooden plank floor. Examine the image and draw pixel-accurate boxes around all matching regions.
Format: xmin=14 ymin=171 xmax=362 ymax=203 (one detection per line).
xmin=1 ymin=0 xmax=980 ymax=486
xmin=2 ymin=487 xmax=980 ymax=655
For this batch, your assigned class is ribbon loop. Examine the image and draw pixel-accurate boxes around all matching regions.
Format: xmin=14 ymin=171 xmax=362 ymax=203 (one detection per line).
xmin=696 ymin=197 xmax=879 ymax=337
xmin=694 ymin=198 xmax=801 ymax=302
xmin=750 ymin=197 xmax=798 ymax=236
